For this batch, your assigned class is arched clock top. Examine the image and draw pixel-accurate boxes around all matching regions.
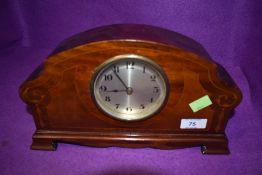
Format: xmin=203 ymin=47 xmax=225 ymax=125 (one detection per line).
xmin=50 ymin=24 xmax=211 ymax=60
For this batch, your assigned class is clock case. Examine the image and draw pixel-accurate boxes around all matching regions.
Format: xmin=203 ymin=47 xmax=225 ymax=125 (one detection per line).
xmin=19 ymin=24 xmax=242 ymax=154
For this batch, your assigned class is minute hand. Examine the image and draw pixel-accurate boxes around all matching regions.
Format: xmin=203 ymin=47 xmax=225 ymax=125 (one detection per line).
xmin=112 ymin=70 xmax=128 ymax=89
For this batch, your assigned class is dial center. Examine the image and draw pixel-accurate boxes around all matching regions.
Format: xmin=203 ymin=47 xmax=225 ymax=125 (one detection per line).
xmin=126 ymin=87 xmax=133 ymax=95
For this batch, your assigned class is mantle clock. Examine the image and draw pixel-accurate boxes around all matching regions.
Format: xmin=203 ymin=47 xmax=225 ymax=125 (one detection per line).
xmin=19 ymin=24 xmax=242 ymax=154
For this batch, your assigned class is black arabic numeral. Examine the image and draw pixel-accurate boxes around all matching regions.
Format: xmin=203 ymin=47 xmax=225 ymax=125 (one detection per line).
xmin=105 ymin=96 xmax=111 ymax=102
xmin=126 ymin=61 xmax=135 ymax=69
xmin=150 ymin=75 xmax=156 ymax=81
xmin=99 ymin=85 xmax=107 ymax=92
xmin=140 ymin=104 xmax=145 ymax=109
xmin=153 ymin=87 xmax=159 ymax=93
xmin=104 ymin=74 xmax=113 ymax=81
xmin=113 ymin=65 xmax=119 ymax=73
xmin=115 ymin=104 xmax=120 ymax=109
xmin=126 ymin=107 xmax=132 ymax=111
xmin=150 ymin=97 xmax=154 ymax=103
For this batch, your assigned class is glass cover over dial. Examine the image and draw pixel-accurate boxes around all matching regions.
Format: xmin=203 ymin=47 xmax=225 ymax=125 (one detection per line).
xmin=91 ymin=54 xmax=169 ymax=121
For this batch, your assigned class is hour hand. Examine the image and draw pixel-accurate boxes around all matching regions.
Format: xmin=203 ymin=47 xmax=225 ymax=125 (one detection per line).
xmin=106 ymin=89 xmax=126 ymax=92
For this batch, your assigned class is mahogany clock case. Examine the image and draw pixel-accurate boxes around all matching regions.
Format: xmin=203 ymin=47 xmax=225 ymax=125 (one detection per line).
xmin=19 ymin=24 xmax=242 ymax=154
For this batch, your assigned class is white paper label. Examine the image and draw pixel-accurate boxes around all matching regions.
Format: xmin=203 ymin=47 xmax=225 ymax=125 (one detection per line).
xmin=180 ymin=119 xmax=207 ymax=129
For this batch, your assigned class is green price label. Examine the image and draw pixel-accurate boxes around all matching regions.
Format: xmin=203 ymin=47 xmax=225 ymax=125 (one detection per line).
xmin=189 ymin=95 xmax=212 ymax=113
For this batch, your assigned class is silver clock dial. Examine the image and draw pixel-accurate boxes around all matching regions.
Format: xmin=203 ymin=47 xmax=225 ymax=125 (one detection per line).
xmin=91 ymin=54 xmax=169 ymax=121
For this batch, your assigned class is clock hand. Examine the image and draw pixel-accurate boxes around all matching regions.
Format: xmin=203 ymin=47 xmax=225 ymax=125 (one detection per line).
xmin=112 ymin=70 xmax=128 ymax=90
xmin=106 ymin=89 xmax=126 ymax=92
xmin=112 ymin=70 xmax=133 ymax=95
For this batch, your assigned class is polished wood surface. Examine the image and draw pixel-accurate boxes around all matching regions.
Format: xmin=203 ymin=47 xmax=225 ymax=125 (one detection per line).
xmin=19 ymin=24 xmax=242 ymax=154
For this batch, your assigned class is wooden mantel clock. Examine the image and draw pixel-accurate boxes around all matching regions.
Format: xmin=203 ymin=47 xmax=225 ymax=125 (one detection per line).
xmin=19 ymin=24 xmax=242 ymax=154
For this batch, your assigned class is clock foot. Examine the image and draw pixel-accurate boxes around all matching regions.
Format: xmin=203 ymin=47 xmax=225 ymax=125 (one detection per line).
xmin=201 ymin=143 xmax=229 ymax=154
xmin=31 ymin=138 xmax=57 ymax=151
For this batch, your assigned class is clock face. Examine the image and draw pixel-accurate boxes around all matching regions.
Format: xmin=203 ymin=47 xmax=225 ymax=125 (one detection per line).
xmin=91 ymin=54 xmax=169 ymax=121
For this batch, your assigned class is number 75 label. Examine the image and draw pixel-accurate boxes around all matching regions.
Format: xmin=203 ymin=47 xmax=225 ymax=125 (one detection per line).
xmin=180 ymin=119 xmax=207 ymax=129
